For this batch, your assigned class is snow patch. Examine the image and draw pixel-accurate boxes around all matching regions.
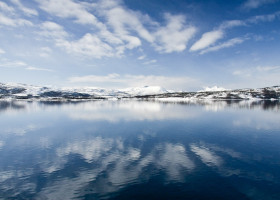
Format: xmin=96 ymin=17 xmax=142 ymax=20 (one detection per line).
xmin=120 ymin=86 xmax=169 ymax=96
xmin=198 ymin=86 xmax=229 ymax=92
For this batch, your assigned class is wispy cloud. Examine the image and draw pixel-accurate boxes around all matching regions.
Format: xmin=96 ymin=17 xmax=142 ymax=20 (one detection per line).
xmin=39 ymin=21 xmax=69 ymax=39
xmin=58 ymin=33 xmax=114 ymax=58
xmin=39 ymin=47 xmax=52 ymax=58
xmin=69 ymin=73 xmax=120 ymax=83
xmin=68 ymin=74 xmax=200 ymax=90
xmin=0 ymin=48 xmax=5 ymax=54
xmin=242 ymin=0 xmax=277 ymax=10
xmin=247 ymin=11 xmax=280 ymax=23
xmin=10 ymin=0 xmax=38 ymax=16
xmin=3 ymin=0 xmax=278 ymax=61
xmin=143 ymin=59 xmax=157 ymax=65
xmin=0 ymin=60 xmax=53 ymax=72
xmin=0 ymin=61 xmax=27 ymax=67
xmin=219 ymin=20 xmax=246 ymax=29
xmin=0 ymin=2 xmax=15 ymax=14
xmin=190 ymin=30 xmax=223 ymax=52
xmin=35 ymin=0 xmax=197 ymax=58
xmin=38 ymin=21 xmax=116 ymax=58
xmin=36 ymin=0 xmax=100 ymax=26
xmin=0 ymin=13 xmax=33 ymax=27
xmin=189 ymin=10 xmax=280 ymax=54
xmin=200 ymin=37 xmax=246 ymax=54
xmin=25 ymin=66 xmax=53 ymax=72
xmin=100 ymin=0 xmax=153 ymax=42
xmin=232 ymin=65 xmax=280 ymax=87
xmin=153 ymin=14 xmax=197 ymax=53
xmin=256 ymin=65 xmax=280 ymax=71
xmin=137 ymin=55 xmax=146 ymax=60
xmin=0 ymin=1 xmax=34 ymax=27
xmin=190 ymin=19 xmax=247 ymax=53
xmin=233 ymin=65 xmax=280 ymax=76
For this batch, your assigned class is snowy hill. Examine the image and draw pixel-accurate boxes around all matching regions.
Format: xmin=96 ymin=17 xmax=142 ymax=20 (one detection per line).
xmin=149 ymin=86 xmax=280 ymax=101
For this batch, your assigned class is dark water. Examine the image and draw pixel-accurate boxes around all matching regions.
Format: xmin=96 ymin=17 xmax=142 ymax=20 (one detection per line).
xmin=0 ymin=100 xmax=280 ymax=200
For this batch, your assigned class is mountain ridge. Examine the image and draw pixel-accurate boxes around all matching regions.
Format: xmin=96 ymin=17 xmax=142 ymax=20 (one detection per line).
xmin=0 ymin=83 xmax=279 ymax=101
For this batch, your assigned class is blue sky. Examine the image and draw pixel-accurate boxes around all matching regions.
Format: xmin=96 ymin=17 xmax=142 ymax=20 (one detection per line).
xmin=0 ymin=0 xmax=280 ymax=91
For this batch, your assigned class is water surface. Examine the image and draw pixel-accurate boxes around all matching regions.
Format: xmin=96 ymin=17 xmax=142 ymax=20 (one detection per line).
xmin=0 ymin=100 xmax=280 ymax=200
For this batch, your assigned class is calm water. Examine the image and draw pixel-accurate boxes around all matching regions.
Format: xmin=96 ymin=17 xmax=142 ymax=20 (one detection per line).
xmin=0 ymin=100 xmax=280 ymax=200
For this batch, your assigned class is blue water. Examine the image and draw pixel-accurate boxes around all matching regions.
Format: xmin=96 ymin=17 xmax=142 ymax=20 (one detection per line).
xmin=0 ymin=100 xmax=280 ymax=200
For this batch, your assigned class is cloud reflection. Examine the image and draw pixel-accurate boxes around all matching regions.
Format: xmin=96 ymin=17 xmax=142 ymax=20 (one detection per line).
xmin=190 ymin=144 xmax=223 ymax=167
xmin=3 ymin=124 xmax=39 ymax=135
xmin=67 ymin=101 xmax=198 ymax=122
xmin=57 ymin=137 xmax=116 ymax=162
xmin=33 ymin=141 xmax=195 ymax=199
xmin=0 ymin=140 xmax=4 ymax=150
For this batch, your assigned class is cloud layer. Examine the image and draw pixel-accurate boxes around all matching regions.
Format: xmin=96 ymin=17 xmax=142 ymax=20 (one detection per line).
xmin=68 ymin=73 xmax=200 ymax=90
xmin=33 ymin=0 xmax=197 ymax=58
xmin=1 ymin=0 xmax=279 ymax=59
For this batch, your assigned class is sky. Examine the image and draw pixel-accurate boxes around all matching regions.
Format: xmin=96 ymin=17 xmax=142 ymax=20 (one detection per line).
xmin=0 ymin=0 xmax=280 ymax=91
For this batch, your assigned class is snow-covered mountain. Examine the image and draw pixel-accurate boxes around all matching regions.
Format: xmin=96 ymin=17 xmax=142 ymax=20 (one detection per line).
xmin=0 ymin=83 xmax=169 ymax=100
xmin=0 ymin=82 xmax=279 ymax=101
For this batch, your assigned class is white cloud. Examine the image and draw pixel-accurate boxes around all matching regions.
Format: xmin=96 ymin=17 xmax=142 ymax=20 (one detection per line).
xmin=233 ymin=65 xmax=280 ymax=77
xmin=190 ymin=30 xmax=223 ymax=52
xmin=99 ymin=1 xmax=197 ymax=54
xmin=36 ymin=0 xmax=198 ymax=57
xmin=247 ymin=11 xmax=280 ymax=23
xmin=103 ymin=3 xmax=154 ymax=43
xmin=57 ymin=33 xmax=114 ymax=58
xmin=0 ymin=2 xmax=15 ymax=14
xmin=153 ymin=14 xmax=196 ymax=53
xmin=39 ymin=21 xmax=69 ymax=39
xmin=190 ymin=19 xmax=247 ymax=53
xmin=0 ymin=1 xmax=34 ymax=27
xmin=242 ymin=0 xmax=277 ymax=9
xmin=200 ymin=37 xmax=246 ymax=54
xmin=219 ymin=20 xmax=246 ymax=29
xmin=188 ymin=10 xmax=280 ymax=54
xmin=0 ymin=13 xmax=33 ymax=26
xmin=25 ymin=66 xmax=53 ymax=72
xmin=68 ymin=73 xmax=200 ymax=90
xmin=37 ymin=0 xmax=101 ymax=26
xmin=143 ymin=59 xmax=157 ymax=65
xmin=39 ymin=22 xmax=117 ymax=58
xmin=137 ymin=55 xmax=146 ymax=60
xmin=0 ymin=48 xmax=5 ymax=54
xmin=256 ymin=66 xmax=280 ymax=71
xmin=69 ymin=73 xmax=120 ymax=83
xmin=0 ymin=59 xmax=52 ymax=72
xmin=10 ymin=0 xmax=38 ymax=16
xmin=232 ymin=65 xmax=280 ymax=88
xmin=95 ymin=0 xmax=154 ymax=54
xmin=39 ymin=47 xmax=52 ymax=57
xmin=0 ymin=60 xmax=27 ymax=67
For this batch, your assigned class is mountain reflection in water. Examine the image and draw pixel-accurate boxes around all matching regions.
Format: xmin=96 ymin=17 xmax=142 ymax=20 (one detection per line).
xmin=0 ymin=100 xmax=280 ymax=199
